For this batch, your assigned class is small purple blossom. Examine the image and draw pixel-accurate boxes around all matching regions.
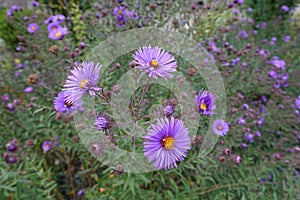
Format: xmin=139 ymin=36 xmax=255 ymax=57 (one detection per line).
xmin=7 ymin=9 xmax=13 ymax=16
xmin=281 ymin=5 xmax=289 ymax=12
xmin=27 ymin=23 xmax=39 ymax=34
xmin=196 ymin=89 xmax=216 ymax=115
xmin=48 ymin=27 xmax=68 ymax=40
xmin=32 ymin=1 xmax=39 ymax=7
xmin=270 ymin=59 xmax=285 ymax=70
xmin=163 ymin=105 xmax=175 ymax=117
xmin=213 ymin=119 xmax=229 ymax=136
xmin=268 ymin=70 xmax=278 ymax=79
xmin=113 ymin=6 xmax=127 ymax=16
xmin=127 ymin=10 xmax=139 ymax=20
xmin=255 ymin=131 xmax=261 ymax=137
xmin=237 ymin=118 xmax=246 ymax=125
xmin=238 ymin=30 xmax=248 ymax=38
xmin=116 ymin=14 xmax=126 ymax=26
xmin=295 ymin=97 xmax=300 ymax=109
xmin=2 ymin=93 xmax=10 ymax=101
xmin=245 ymin=133 xmax=254 ymax=143
xmin=47 ymin=22 xmax=61 ymax=33
xmin=132 ymin=45 xmax=177 ymax=79
xmin=283 ymin=35 xmax=290 ymax=43
xmin=94 ymin=115 xmax=109 ymax=131
xmin=243 ymin=103 xmax=249 ymax=110
xmin=144 ymin=117 xmax=191 ymax=170
xmin=24 ymin=86 xmax=33 ymax=93
xmin=42 ymin=141 xmax=52 ymax=152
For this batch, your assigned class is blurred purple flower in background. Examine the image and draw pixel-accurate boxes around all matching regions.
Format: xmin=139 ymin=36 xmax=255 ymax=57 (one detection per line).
xmin=281 ymin=5 xmax=289 ymax=12
xmin=27 ymin=23 xmax=39 ymax=34
xmin=42 ymin=141 xmax=52 ymax=152
xmin=213 ymin=120 xmax=229 ymax=136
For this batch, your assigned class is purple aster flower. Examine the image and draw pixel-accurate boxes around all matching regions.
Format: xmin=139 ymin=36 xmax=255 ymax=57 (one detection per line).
xmin=241 ymin=143 xmax=247 ymax=148
xmin=77 ymin=189 xmax=85 ymax=196
xmin=253 ymin=30 xmax=258 ymax=35
xmin=268 ymin=70 xmax=278 ymax=79
xmin=144 ymin=117 xmax=191 ymax=170
xmin=11 ymin=5 xmax=21 ymax=11
xmin=116 ymin=14 xmax=126 ymax=26
xmin=80 ymin=42 xmax=86 ymax=49
xmin=132 ymin=45 xmax=177 ymax=79
xmin=45 ymin=16 xmax=53 ymax=24
xmin=283 ymin=35 xmax=290 ymax=43
xmin=47 ymin=22 xmax=61 ymax=33
xmin=281 ymin=5 xmax=289 ymax=12
xmin=94 ymin=115 xmax=109 ymax=131
xmin=271 ymin=59 xmax=285 ymax=70
xmin=232 ymin=57 xmax=240 ymax=66
xmin=208 ymin=42 xmax=218 ymax=52
xmin=238 ymin=30 xmax=248 ymax=38
xmin=196 ymin=89 xmax=216 ymax=115
xmin=2 ymin=93 xmax=10 ymax=101
xmin=257 ymin=118 xmax=265 ymax=126
xmin=24 ymin=86 xmax=33 ymax=93
xmin=241 ymin=62 xmax=248 ymax=67
xmin=213 ymin=119 xmax=229 ymax=136
xmin=32 ymin=1 xmax=39 ymax=7
xmin=127 ymin=10 xmax=139 ymax=20
xmin=7 ymin=103 xmax=15 ymax=111
xmin=163 ymin=105 xmax=175 ymax=117
xmin=112 ymin=6 xmax=127 ymax=16
xmin=7 ymin=9 xmax=13 ymax=16
xmin=255 ymin=131 xmax=261 ymax=137
xmin=260 ymin=105 xmax=265 ymax=113
xmin=274 ymin=80 xmax=281 ymax=89
xmin=42 ymin=141 xmax=51 ymax=152
xmin=247 ymin=7 xmax=253 ymax=12
xmin=243 ymin=103 xmax=249 ymax=110
xmin=27 ymin=23 xmax=39 ymax=34
xmin=7 ymin=157 xmax=17 ymax=164
xmin=245 ymin=133 xmax=254 ymax=143
xmin=295 ymin=98 xmax=300 ymax=109
xmin=237 ymin=118 xmax=246 ymax=125
xmin=54 ymin=91 xmax=82 ymax=113
xmin=48 ymin=27 xmax=68 ymax=40
xmin=282 ymin=73 xmax=289 ymax=81
xmin=52 ymin=14 xmax=65 ymax=23
xmin=6 ymin=141 xmax=17 ymax=152
xmin=63 ymin=61 xmax=101 ymax=102
xmin=261 ymin=95 xmax=267 ymax=103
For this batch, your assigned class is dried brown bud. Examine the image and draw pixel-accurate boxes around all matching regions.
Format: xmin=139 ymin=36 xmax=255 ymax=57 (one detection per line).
xmin=27 ymin=74 xmax=38 ymax=85
xmin=218 ymin=156 xmax=226 ymax=163
xmin=149 ymin=3 xmax=158 ymax=10
xmin=188 ymin=68 xmax=197 ymax=76
xmin=49 ymin=45 xmax=59 ymax=55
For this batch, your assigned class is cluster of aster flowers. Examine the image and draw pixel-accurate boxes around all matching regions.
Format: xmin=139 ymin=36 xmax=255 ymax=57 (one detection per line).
xmin=45 ymin=14 xmax=68 ymax=40
xmin=54 ymin=62 xmax=102 ymax=113
xmin=6 ymin=5 xmax=23 ymax=16
xmin=112 ymin=5 xmax=139 ymax=27
xmin=267 ymin=56 xmax=289 ymax=89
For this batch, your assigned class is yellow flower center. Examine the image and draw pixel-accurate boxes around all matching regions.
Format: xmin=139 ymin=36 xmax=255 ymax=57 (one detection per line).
xmin=52 ymin=26 xmax=57 ymax=30
xmin=65 ymin=101 xmax=73 ymax=107
xmin=150 ymin=59 xmax=159 ymax=68
xmin=118 ymin=9 xmax=122 ymax=15
xmin=275 ymin=64 xmax=279 ymax=68
xmin=55 ymin=32 xmax=62 ymax=38
xmin=31 ymin=26 xmax=35 ymax=30
xmin=162 ymin=136 xmax=175 ymax=150
xmin=211 ymin=45 xmax=215 ymax=50
xmin=200 ymin=102 xmax=207 ymax=111
xmin=119 ymin=20 xmax=124 ymax=25
xmin=217 ymin=125 xmax=223 ymax=131
xmin=80 ymin=79 xmax=89 ymax=89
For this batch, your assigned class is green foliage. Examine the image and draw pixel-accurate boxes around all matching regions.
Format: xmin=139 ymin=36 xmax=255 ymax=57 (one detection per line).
xmin=0 ymin=9 xmax=18 ymax=49
xmin=245 ymin=0 xmax=299 ymax=22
